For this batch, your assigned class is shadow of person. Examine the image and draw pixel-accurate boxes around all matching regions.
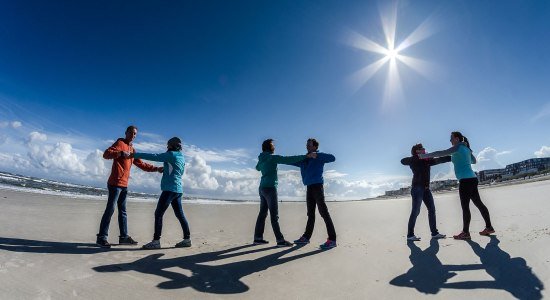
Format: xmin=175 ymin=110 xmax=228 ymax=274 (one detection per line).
xmin=0 ymin=237 xmax=141 ymax=254
xmin=390 ymin=239 xmax=482 ymax=294
xmin=94 ymin=244 xmax=323 ymax=294
xmin=443 ymin=236 xmax=545 ymax=300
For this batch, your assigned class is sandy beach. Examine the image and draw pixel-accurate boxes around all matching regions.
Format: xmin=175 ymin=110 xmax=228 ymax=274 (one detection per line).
xmin=1 ymin=180 xmax=549 ymax=299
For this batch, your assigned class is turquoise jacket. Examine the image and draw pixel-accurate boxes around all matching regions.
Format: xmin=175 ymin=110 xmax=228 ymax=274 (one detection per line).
xmin=420 ymin=143 xmax=477 ymax=180
xmin=134 ymin=151 xmax=185 ymax=193
xmin=256 ymin=152 xmax=306 ymax=188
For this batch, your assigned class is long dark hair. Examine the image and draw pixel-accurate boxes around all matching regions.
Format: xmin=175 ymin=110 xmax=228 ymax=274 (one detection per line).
xmin=451 ymin=131 xmax=471 ymax=150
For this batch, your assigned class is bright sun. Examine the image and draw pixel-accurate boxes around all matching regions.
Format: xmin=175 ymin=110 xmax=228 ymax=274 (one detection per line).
xmin=344 ymin=2 xmax=437 ymax=105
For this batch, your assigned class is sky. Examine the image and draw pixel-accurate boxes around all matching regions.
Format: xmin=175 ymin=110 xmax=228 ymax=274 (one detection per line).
xmin=1 ymin=0 xmax=549 ymax=200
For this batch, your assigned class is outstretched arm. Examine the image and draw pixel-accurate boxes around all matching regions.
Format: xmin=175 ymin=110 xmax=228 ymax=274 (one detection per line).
xmin=401 ymin=157 xmax=412 ymax=166
xmin=316 ymin=153 xmax=335 ymax=163
xmin=419 ymin=145 xmax=460 ymax=159
xmin=273 ymin=155 xmax=307 ymax=166
xmin=429 ymin=156 xmax=452 ymax=166
xmin=133 ymin=158 xmax=161 ymax=172
xmin=134 ymin=152 xmax=171 ymax=163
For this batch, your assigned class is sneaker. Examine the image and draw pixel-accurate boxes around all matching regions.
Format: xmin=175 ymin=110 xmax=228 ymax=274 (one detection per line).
xmin=431 ymin=233 xmax=446 ymax=239
xmin=142 ymin=240 xmax=161 ymax=250
xmin=479 ymin=228 xmax=495 ymax=236
xmin=293 ymin=236 xmax=310 ymax=245
xmin=119 ymin=236 xmax=138 ymax=245
xmin=96 ymin=239 xmax=111 ymax=248
xmin=277 ymin=240 xmax=293 ymax=247
xmin=253 ymin=239 xmax=269 ymax=245
xmin=453 ymin=232 xmax=471 ymax=240
xmin=407 ymin=235 xmax=421 ymax=241
xmin=175 ymin=239 xmax=192 ymax=248
xmin=320 ymin=239 xmax=337 ymax=250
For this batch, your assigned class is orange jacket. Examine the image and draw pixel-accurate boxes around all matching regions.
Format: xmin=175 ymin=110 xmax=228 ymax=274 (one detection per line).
xmin=103 ymin=138 xmax=159 ymax=187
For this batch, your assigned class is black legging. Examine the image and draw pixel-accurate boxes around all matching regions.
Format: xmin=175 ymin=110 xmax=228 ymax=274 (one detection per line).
xmin=459 ymin=178 xmax=493 ymax=233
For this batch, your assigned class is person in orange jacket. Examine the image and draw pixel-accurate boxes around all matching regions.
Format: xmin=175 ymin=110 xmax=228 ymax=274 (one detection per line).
xmin=96 ymin=125 xmax=162 ymax=248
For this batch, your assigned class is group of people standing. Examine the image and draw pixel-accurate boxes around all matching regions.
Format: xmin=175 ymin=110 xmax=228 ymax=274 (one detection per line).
xmin=94 ymin=126 xmax=494 ymax=250
xmin=95 ymin=126 xmax=337 ymax=250
xmin=401 ymin=131 xmax=495 ymax=242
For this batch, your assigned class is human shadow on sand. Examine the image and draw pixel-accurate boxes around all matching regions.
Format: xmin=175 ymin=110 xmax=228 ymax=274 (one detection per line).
xmin=0 ymin=237 xmax=141 ymax=254
xmin=94 ymin=244 xmax=323 ymax=294
xmin=390 ymin=237 xmax=544 ymax=299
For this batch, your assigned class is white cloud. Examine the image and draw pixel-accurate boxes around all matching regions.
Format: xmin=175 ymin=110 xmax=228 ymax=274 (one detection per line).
xmin=535 ymin=146 xmax=550 ymax=158
xmin=0 ymin=120 xmax=23 ymax=129
xmin=182 ymin=155 xmax=220 ymax=190
xmin=11 ymin=121 xmax=22 ymax=128
xmin=475 ymin=147 xmax=511 ymax=170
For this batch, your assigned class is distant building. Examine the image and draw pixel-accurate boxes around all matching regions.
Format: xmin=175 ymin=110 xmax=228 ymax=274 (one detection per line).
xmin=502 ymin=157 xmax=550 ymax=178
xmin=479 ymin=168 xmax=505 ymax=182
xmin=430 ymin=179 xmax=458 ymax=190
xmin=385 ymin=187 xmax=411 ymax=197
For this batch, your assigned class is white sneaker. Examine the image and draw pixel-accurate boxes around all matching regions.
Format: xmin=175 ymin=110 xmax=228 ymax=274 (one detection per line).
xmin=142 ymin=240 xmax=161 ymax=250
xmin=407 ymin=235 xmax=421 ymax=241
xmin=431 ymin=233 xmax=446 ymax=239
xmin=175 ymin=239 xmax=191 ymax=248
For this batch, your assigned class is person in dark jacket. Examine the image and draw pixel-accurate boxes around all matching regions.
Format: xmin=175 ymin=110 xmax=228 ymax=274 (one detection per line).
xmin=401 ymin=143 xmax=450 ymax=241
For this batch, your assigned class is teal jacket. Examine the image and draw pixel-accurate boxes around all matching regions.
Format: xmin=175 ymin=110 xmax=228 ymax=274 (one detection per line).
xmin=134 ymin=151 xmax=185 ymax=193
xmin=256 ymin=152 xmax=306 ymax=188
xmin=420 ymin=143 xmax=477 ymax=180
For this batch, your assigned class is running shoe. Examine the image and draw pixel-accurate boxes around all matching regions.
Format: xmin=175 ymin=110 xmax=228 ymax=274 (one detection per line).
xmin=407 ymin=235 xmax=421 ymax=241
xmin=276 ymin=240 xmax=293 ymax=247
xmin=293 ymin=236 xmax=310 ymax=245
xmin=142 ymin=240 xmax=161 ymax=250
xmin=320 ymin=239 xmax=337 ymax=250
xmin=96 ymin=239 xmax=111 ymax=248
xmin=453 ymin=232 xmax=471 ymax=240
xmin=431 ymin=233 xmax=446 ymax=239
xmin=175 ymin=239 xmax=192 ymax=248
xmin=479 ymin=228 xmax=496 ymax=236
xmin=253 ymin=239 xmax=269 ymax=245
xmin=119 ymin=236 xmax=138 ymax=245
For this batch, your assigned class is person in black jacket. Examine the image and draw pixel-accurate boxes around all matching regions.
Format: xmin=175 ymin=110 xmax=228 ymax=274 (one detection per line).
xmin=401 ymin=143 xmax=450 ymax=241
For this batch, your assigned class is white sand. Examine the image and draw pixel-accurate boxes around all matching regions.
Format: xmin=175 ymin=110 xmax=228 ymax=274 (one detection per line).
xmin=0 ymin=180 xmax=549 ymax=299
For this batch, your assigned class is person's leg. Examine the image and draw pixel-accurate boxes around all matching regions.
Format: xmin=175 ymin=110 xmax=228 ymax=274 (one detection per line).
xmin=313 ymin=184 xmax=337 ymax=241
xmin=97 ymin=186 xmax=121 ymax=240
xmin=170 ymin=193 xmax=191 ymax=239
xmin=154 ymin=191 xmax=173 ymax=240
xmin=116 ymin=187 xmax=129 ymax=238
xmin=422 ymin=189 xmax=439 ymax=236
xmin=303 ymin=185 xmax=317 ymax=239
xmin=407 ymin=186 xmax=424 ymax=237
xmin=469 ymin=179 xmax=493 ymax=230
xmin=459 ymin=179 xmax=473 ymax=233
xmin=254 ymin=189 xmax=269 ymax=240
xmin=264 ymin=188 xmax=284 ymax=242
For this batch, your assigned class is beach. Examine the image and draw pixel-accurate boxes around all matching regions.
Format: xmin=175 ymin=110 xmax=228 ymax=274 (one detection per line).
xmin=1 ymin=180 xmax=549 ymax=299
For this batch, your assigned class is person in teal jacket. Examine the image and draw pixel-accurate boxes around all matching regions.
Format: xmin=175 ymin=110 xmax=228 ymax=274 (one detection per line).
xmin=420 ymin=131 xmax=495 ymax=240
xmin=133 ymin=137 xmax=191 ymax=249
xmin=253 ymin=139 xmax=312 ymax=247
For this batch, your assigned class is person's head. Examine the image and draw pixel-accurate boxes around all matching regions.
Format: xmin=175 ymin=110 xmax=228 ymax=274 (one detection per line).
xmin=450 ymin=131 xmax=470 ymax=149
xmin=306 ymin=138 xmax=319 ymax=153
xmin=411 ymin=143 xmax=425 ymax=156
xmin=125 ymin=125 xmax=138 ymax=143
xmin=167 ymin=137 xmax=182 ymax=151
xmin=262 ymin=139 xmax=275 ymax=153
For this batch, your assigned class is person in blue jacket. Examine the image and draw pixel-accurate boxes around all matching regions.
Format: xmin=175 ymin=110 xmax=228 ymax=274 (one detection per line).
xmin=133 ymin=137 xmax=191 ymax=249
xmin=420 ymin=132 xmax=495 ymax=240
xmin=291 ymin=138 xmax=337 ymax=250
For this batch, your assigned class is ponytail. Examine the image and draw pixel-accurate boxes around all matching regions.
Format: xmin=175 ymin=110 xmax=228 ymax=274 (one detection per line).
xmin=451 ymin=131 xmax=471 ymax=150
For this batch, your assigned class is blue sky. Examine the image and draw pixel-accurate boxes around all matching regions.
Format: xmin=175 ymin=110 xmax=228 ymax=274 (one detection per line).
xmin=1 ymin=1 xmax=549 ymax=199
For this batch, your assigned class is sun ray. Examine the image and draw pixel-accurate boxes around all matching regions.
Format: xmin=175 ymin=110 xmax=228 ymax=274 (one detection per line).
xmin=383 ymin=57 xmax=403 ymax=107
xmin=347 ymin=56 xmax=390 ymax=93
xmin=395 ymin=54 xmax=437 ymax=80
xmin=396 ymin=15 xmax=438 ymax=52
xmin=379 ymin=1 xmax=398 ymax=51
xmin=342 ymin=29 xmax=389 ymax=55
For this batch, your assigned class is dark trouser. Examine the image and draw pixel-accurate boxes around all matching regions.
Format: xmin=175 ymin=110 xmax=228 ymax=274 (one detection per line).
xmin=254 ymin=187 xmax=284 ymax=242
xmin=407 ymin=186 xmax=439 ymax=237
xmin=459 ymin=178 xmax=493 ymax=233
xmin=154 ymin=191 xmax=190 ymax=240
xmin=97 ymin=185 xmax=128 ymax=240
xmin=303 ymin=183 xmax=337 ymax=241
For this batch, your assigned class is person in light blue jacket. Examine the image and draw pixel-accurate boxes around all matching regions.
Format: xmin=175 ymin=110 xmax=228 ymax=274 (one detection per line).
xmin=133 ymin=137 xmax=191 ymax=249
xmin=420 ymin=131 xmax=495 ymax=240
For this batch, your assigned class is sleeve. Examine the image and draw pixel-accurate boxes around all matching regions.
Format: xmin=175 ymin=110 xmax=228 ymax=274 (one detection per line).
xmin=273 ymin=155 xmax=306 ymax=165
xmin=317 ymin=153 xmax=336 ymax=163
xmin=133 ymin=158 xmax=160 ymax=172
xmin=430 ymin=156 xmax=452 ymax=166
xmin=133 ymin=152 xmax=171 ymax=163
xmin=401 ymin=157 xmax=412 ymax=165
xmin=255 ymin=160 xmax=262 ymax=171
xmin=419 ymin=145 xmax=459 ymax=159
xmin=103 ymin=140 xmax=123 ymax=159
